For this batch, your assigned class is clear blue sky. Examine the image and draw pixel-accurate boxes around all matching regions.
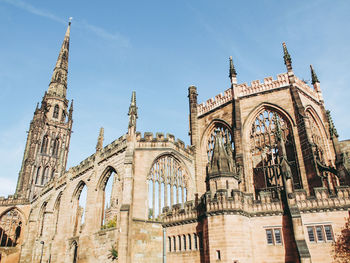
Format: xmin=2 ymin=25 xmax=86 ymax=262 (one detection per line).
xmin=0 ymin=0 xmax=350 ymax=196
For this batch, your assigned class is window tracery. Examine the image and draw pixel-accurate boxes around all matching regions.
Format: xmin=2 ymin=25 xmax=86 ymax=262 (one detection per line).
xmin=0 ymin=209 xmax=22 ymax=247
xmin=250 ymin=109 xmax=301 ymax=198
xmin=148 ymin=155 xmax=188 ymax=219
xmin=306 ymin=111 xmax=326 ymax=163
xmin=207 ymin=123 xmax=233 ymax=162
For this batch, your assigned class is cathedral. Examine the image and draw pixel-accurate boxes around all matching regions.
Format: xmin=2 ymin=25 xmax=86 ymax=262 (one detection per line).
xmin=0 ymin=22 xmax=349 ymax=263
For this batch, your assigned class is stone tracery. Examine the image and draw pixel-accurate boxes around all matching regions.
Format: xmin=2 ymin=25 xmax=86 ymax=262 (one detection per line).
xmin=148 ymin=155 xmax=188 ymax=219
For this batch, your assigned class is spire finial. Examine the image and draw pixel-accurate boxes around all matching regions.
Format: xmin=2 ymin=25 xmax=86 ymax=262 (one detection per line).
xmin=282 ymin=42 xmax=292 ymax=72
xmin=310 ymin=65 xmax=319 ymax=85
xmin=96 ymin=127 xmax=104 ymax=152
xmin=128 ymin=91 xmax=138 ymax=135
xmin=47 ymin=22 xmax=71 ymax=98
xmin=69 ymin=17 xmax=73 ymax=25
xmin=229 ymin=56 xmax=237 ymax=85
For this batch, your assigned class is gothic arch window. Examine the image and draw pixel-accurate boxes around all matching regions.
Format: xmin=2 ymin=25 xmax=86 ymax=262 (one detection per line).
xmin=306 ymin=110 xmax=326 ymax=163
xmin=41 ymin=166 xmax=49 ymax=185
xmin=0 ymin=209 xmax=23 ymax=247
xmin=73 ymin=183 xmax=87 ymax=236
xmin=148 ymin=155 xmax=188 ymax=219
xmin=206 ymin=122 xmax=234 ymax=162
xmin=53 ymin=138 xmax=60 ymax=157
xmin=38 ymin=202 xmax=47 ymax=237
xmin=41 ymin=135 xmax=49 ymax=154
xmin=53 ymin=194 xmax=62 ymax=236
xmin=53 ymin=105 xmax=59 ymax=119
xmin=35 ymin=167 xmax=41 ymax=185
xmin=250 ymin=108 xmax=301 ymax=199
xmin=100 ymin=168 xmax=120 ymax=228
xmin=71 ymin=240 xmax=78 ymax=263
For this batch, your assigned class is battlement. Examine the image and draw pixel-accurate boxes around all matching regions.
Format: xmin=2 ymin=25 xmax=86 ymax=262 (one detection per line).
xmin=99 ymin=135 xmax=127 ymax=160
xmin=0 ymin=195 xmax=29 ymax=206
xmin=163 ymin=200 xmax=198 ymax=225
xmin=295 ymin=186 xmax=350 ymax=212
xmin=197 ymin=73 xmax=321 ymax=117
xmin=136 ymin=132 xmax=193 ymax=155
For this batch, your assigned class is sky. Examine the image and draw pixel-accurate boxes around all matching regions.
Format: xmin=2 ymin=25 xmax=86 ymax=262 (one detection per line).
xmin=0 ymin=0 xmax=350 ymax=196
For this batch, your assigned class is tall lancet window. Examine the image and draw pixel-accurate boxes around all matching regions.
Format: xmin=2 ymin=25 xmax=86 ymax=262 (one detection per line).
xmin=250 ymin=109 xmax=301 ymax=199
xmin=53 ymin=105 xmax=59 ymax=119
xmin=53 ymin=138 xmax=60 ymax=157
xmin=41 ymin=135 xmax=49 ymax=154
xmin=148 ymin=155 xmax=188 ymax=219
xmin=207 ymin=123 xmax=234 ymax=162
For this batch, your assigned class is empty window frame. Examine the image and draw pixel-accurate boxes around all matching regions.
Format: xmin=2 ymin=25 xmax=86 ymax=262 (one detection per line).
xmin=307 ymin=225 xmax=333 ymax=243
xmin=265 ymin=228 xmax=282 ymax=245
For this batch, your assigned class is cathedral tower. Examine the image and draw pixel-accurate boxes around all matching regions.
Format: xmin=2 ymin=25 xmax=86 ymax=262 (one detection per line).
xmin=15 ymin=21 xmax=73 ymax=200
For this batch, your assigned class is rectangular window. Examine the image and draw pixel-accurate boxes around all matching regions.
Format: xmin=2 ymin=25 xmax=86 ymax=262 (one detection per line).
xmin=324 ymin=225 xmax=333 ymax=241
xmin=316 ymin=226 xmax=324 ymax=242
xmin=266 ymin=229 xmax=274 ymax=245
xmin=216 ymin=250 xmax=221 ymax=260
xmin=274 ymin=229 xmax=282 ymax=244
xmin=307 ymin=227 xmax=315 ymax=242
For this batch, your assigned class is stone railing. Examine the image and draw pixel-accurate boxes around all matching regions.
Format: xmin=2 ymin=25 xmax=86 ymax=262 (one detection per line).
xmin=136 ymin=132 xmax=193 ymax=156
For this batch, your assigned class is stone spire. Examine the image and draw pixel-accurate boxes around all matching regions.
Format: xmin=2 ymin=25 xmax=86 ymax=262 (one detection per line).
xmin=128 ymin=91 xmax=138 ymax=135
xmin=208 ymin=129 xmax=233 ymax=177
xmin=47 ymin=20 xmax=71 ymax=98
xmin=96 ymin=127 xmax=104 ymax=152
xmin=282 ymin=42 xmax=292 ymax=72
xmin=310 ymin=65 xmax=319 ymax=85
xmin=229 ymin=56 xmax=237 ymax=85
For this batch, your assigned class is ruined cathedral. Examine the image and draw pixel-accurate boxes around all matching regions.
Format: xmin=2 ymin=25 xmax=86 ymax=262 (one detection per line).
xmin=0 ymin=21 xmax=350 ymax=263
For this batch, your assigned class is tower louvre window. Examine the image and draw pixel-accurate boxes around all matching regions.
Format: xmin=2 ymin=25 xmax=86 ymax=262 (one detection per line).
xmin=53 ymin=105 xmax=59 ymax=119
xmin=35 ymin=167 xmax=41 ymax=185
xmin=53 ymin=138 xmax=60 ymax=157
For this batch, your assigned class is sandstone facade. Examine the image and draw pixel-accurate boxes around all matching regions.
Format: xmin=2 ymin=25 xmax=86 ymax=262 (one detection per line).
xmin=0 ymin=23 xmax=349 ymax=263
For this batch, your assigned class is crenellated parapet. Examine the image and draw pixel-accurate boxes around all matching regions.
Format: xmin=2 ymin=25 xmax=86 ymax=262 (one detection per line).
xmin=197 ymin=88 xmax=233 ymax=116
xmin=0 ymin=195 xmax=29 ymax=206
xmin=136 ymin=132 xmax=194 ymax=157
xmin=163 ymin=201 xmax=198 ymax=226
xmin=295 ymin=186 xmax=350 ymax=212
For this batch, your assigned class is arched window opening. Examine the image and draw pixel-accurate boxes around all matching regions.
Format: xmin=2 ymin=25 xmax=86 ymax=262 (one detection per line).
xmin=41 ymin=167 xmax=49 ymax=185
xmin=53 ymin=105 xmax=59 ymax=119
xmin=178 ymin=235 xmax=181 ymax=251
xmin=148 ymin=155 xmax=188 ymax=220
xmin=53 ymin=138 xmax=60 ymax=157
xmin=101 ymin=169 xmax=119 ymax=228
xmin=73 ymin=184 xmax=87 ymax=236
xmin=35 ymin=167 xmax=41 ymax=185
xmin=168 ymin=237 xmax=171 ymax=252
xmin=183 ymin=234 xmax=186 ymax=250
xmin=71 ymin=241 xmax=78 ymax=263
xmin=173 ymin=236 xmax=176 ymax=251
xmin=53 ymin=194 xmax=62 ymax=236
xmin=0 ymin=209 xmax=23 ymax=247
xmin=61 ymin=110 xmax=67 ymax=122
xmin=306 ymin=111 xmax=326 ymax=163
xmin=41 ymin=135 xmax=49 ymax=154
xmin=250 ymin=109 xmax=301 ymax=199
xmin=39 ymin=203 xmax=47 ymax=237
xmin=207 ymin=123 xmax=234 ymax=162
xmin=194 ymin=233 xmax=198 ymax=250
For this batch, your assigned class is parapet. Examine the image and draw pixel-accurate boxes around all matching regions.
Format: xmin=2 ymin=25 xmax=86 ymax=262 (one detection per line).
xmin=136 ymin=132 xmax=193 ymax=156
xmin=197 ymin=72 xmax=322 ymax=117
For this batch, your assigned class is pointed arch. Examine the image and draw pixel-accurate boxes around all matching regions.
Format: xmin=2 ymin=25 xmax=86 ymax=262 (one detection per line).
xmin=35 ymin=167 xmax=42 ymax=185
xmin=38 ymin=202 xmax=47 ymax=237
xmin=0 ymin=207 xmax=24 ymax=247
xmin=200 ymin=119 xmax=234 ymax=163
xmin=41 ymin=135 xmax=49 ymax=154
xmin=53 ymin=192 xmax=63 ymax=236
xmin=147 ymin=153 xmax=190 ymax=219
xmin=53 ymin=138 xmax=60 ymax=157
xmin=243 ymin=104 xmax=301 ymax=198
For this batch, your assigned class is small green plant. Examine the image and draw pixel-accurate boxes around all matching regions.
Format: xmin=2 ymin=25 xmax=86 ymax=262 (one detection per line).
xmin=101 ymin=218 xmax=116 ymax=230
xmin=108 ymin=245 xmax=118 ymax=261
